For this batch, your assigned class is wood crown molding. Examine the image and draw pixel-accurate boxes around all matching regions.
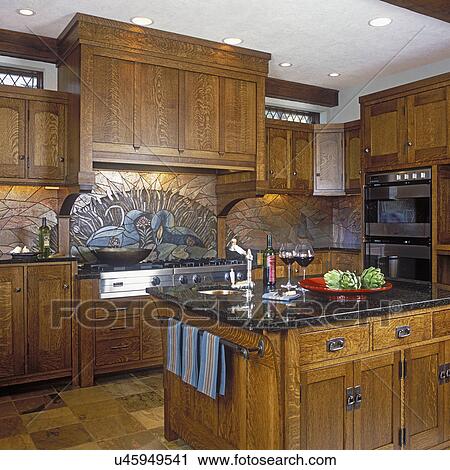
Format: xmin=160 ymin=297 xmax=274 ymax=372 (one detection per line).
xmin=0 ymin=28 xmax=58 ymax=63
xmin=380 ymin=1 xmax=450 ymax=23
xmin=57 ymin=13 xmax=271 ymax=76
xmin=265 ymin=77 xmax=339 ymax=107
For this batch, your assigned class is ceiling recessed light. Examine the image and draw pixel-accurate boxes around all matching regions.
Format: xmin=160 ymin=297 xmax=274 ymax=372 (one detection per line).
xmin=17 ymin=8 xmax=35 ymax=16
xmin=328 ymin=72 xmax=341 ymax=77
xmin=279 ymin=62 xmax=293 ymax=67
xmin=222 ymin=37 xmax=243 ymax=46
xmin=369 ymin=17 xmax=392 ymax=27
xmin=130 ymin=16 xmax=153 ymax=26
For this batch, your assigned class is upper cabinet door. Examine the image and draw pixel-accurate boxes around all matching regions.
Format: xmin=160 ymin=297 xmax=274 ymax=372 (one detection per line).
xmin=314 ymin=126 xmax=345 ymax=195
xmin=353 ymin=352 xmax=401 ymax=450
xmin=182 ymin=71 xmax=220 ymax=155
xmin=28 ymin=100 xmax=66 ymax=181
xmin=363 ymin=98 xmax=407 ymax=171
xmin=300 ymin=362 xmax=354 ymax=449
xmin=266 ymin=127 xmax=290 ymax=190
xmin=404 ymin=342 xmax=445 ymax=449
xmin=345 ymin=122 xmax=361 ymax=194
xmin=0 ymin=266 xmax=25 ymax=379
xmin=136 ymin=63 xmax=179 ymax=152
xmin=92 ymin=56 xmax=134 ymax=146
xmin=291 ymin=128 xmax=313 ymax=194
xmin=0 ymin=97 xmax=26 ymax=179
xmin=27 ymin=264 xmax=72 ymax=374
xmin=223 ymin=78 xmax=256 ymax=156
xmin=407 ymin=87 xmax=449 ymax=164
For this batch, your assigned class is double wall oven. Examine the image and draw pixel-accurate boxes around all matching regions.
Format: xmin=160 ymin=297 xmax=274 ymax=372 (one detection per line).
xmin=364 ymin=168 xmax=432 ymax=282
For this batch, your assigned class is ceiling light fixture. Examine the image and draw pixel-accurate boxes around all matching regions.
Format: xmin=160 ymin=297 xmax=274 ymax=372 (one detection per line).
xmin=222 ymin=37 xmax=243 ymax=46
xmin=130 ymin=16 xmax=153 ymax=26
xmin=17 ymin=8 xmax=35 ymax=16
xmin=369 ymin=17 xmax=392 ymax=27
xmin=328 ymin=72 xmax=341 ymax=77
xmin=279 ymin=62 xmax=293 ymax=67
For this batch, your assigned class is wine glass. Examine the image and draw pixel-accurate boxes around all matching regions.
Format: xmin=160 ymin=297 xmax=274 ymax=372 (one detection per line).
xmin=279 ymin=243 xmax=296 ymax=289
xmin=295 ymin=239 xmax=315 ymax=288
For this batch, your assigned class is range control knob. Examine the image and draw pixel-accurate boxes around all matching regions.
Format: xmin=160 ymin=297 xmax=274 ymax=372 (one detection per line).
xmin=179 ymin=275 xmax=188 ymax=285
xmin=236 ymin=272 xmax=244 ymax=281
xmin=151 ymin=276 xmax=160 ymax=286
xmin=193 ymin=274 xmax=202 ymax=284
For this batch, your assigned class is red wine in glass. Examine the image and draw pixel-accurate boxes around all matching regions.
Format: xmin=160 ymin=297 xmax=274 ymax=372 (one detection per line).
xmin=296 ymin=254 xmax=314 ymax=267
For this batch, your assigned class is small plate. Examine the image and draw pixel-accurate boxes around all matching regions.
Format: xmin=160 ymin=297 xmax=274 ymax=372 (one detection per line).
xmin=10 ymin=252 xmax=40 ymax=261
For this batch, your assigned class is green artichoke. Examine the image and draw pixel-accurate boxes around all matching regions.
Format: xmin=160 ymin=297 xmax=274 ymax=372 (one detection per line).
xmin=361 ymin=267 xmax=385 ymax=288
xmin=339 ymin=271 xmax=361 ymax=290
xmin=324 ymin=269 xmax=343 ymax=289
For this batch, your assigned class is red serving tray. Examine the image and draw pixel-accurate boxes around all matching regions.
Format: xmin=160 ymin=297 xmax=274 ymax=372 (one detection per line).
xmin=299 ymin=277 xmax=393 ymax=297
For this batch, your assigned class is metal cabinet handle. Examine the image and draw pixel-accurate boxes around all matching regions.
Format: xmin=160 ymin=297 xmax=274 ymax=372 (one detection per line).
xmin=19 ymin=155 xmax=25 ymax=161
xmin=316 ymin=172 xmax=321 ymax=177
xmin=269 ymin=170 xmax=274 ymax=175
xmin=407 ymin=141 xmax=413 ymax=147
xmin=364 ymin=147 xmax=370 ymax=153
xmin=354 ymin=385 xmax=362 ymax=410
xmin=15 ymin=287 xmax=22 ymax=292
xmin=112 ymin=282 xmax=124 ymax=287
xmin=110 ymin=344 xmax=129 ymax=350
xmin=109 ymin=326 xmax=127 ymax=331
xmin=63 ymin=283 xmax=70 ymax=290
xmin=396 ymin=325 xmax=411 ymax=339
xmin=446 ymin=367 xmax=450 ymax=379
xmin=327 ymin=337 xmax=345 ymax=352
xmin=439 ymin=369 xmax=446 ymax=381
xmin=59 ymin=156 xmax=65 ymax=162
xmin=346 ymin=387 xmax=354 ymax=411
xmin=293 ymin=171 xmax=297 ymax=176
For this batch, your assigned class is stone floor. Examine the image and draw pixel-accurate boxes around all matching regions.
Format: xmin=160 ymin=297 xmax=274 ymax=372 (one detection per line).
xmin=0 ymin=369 xmax=190 ymax=450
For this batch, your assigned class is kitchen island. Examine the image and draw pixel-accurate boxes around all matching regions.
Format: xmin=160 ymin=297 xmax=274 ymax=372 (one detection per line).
xmin=147 ymin=280 xmax=450 ymax=450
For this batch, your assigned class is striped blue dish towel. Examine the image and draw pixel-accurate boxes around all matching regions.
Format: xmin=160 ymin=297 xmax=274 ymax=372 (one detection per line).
xmin=181 ymin=324 xmax=199 ymax=387
xmin=197 ymin=332 xmax=226 ymax=399
xmin=166 ymin=318 xmax=182 ymax=376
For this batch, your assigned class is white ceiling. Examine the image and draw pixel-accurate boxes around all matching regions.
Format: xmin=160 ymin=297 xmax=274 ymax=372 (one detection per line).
xmin=0 ymin=0 xmax=449 ymax=89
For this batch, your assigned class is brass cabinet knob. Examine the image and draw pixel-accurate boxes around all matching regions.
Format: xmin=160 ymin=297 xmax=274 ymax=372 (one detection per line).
xmin=15 ymin=287 xmax=22 ymax=292
xmin=19 ymin=155 xmax=25 ymax=161
xmin=59 ymin=156 xmax=65 ymax=163
xmin=293 ymin=171 xmax=297 ymax=176
xmin=63 ymin=283 xmax=70 ymax=290
xmin=269 ymin=170 xmax=274 ymax=175
xmin=407 ymin=141 xmax=413 ymax=147
xmin=364 ymin=147 xmax=370 ymax=153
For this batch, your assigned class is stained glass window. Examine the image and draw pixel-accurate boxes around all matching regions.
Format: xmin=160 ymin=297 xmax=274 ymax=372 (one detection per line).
xmin=0 ymin=66 xmax=43 ymax=88
xmin=265 ymin=106 xmax=319 ymax=124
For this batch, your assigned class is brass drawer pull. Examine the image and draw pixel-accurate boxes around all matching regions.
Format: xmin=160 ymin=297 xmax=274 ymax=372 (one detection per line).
xmin=396 ymin=325 xmax=411 ymax=339
xmin=107 ymin=307 xmax=128 ymax=313
xmin=109 ymin=326 xmax=127 ymax=331
xmin=110 ymin=344 xmax=129 ymax=350
xmin=327 ymin=337 xmax=345 ymax=352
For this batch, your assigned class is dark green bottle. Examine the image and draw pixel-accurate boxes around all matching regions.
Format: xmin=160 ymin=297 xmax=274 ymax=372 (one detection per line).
xmin=262 ymin=234 xmax=276 ymax=292
xmin=38 ymin=217 xmax=51 ymax=258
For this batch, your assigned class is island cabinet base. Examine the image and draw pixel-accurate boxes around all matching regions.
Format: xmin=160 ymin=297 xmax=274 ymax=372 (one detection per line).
xmin=163 ymin=306 xmax=450 ymax=450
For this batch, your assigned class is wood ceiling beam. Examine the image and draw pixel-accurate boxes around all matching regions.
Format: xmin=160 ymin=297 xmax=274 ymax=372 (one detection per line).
xmin=266 ymin=77 xmax=339 ymax=108
xmin=380 ymin=1 xmax=450 ymax=23
xmin=0 ymin=28 xmax=58 ymax=63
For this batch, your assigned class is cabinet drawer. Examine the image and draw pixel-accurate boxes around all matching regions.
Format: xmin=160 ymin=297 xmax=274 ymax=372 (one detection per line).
xmin=95 ymin=314 xmax=140 ymax=341
xmin=94 ymin=300 xmax=141 ymax=319
xmin=372 ymin=314 xmax=432 ymax=350
xmin=298 ymin=325 xmax=370 ymax=364
xmin=95 ymin=337 xmax=140 ymax=367
xmin=433 ymin=310 xmax=450 ymax=338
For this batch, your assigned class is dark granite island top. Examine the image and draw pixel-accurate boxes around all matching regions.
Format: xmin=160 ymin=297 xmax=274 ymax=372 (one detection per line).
xmin=147 ymin=279 xmax=450 ymax=331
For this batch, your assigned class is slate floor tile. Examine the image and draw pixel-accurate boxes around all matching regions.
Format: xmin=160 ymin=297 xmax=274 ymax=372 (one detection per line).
xmin=97 ymin=429 xmax=167 ymax=450
xmin=69 ymin=399 xmax=127 ymax=421
xmin=83 ymin=413 xmax=145 ymax=440
xmin=0 ymin=416 xmax=27 ymax=439
xmin=14 ymin=393 xmax=65 ymax=415
xmin=131 ymin=406 xmax=164 ymax=430
xmin=0 ymin=401 xmax=18 ymax=418
xmin=60 ymin=386 xmax=113 ymax=407
xmin=0 ymin=433 xmax=36 ymax=450
xmin=117 ymin=391 xmax=163 ymax=412
xmin=21 ymin=407 xmax=79 ymax=433
xmin=30 ymin=423 xmax=93 ymax=450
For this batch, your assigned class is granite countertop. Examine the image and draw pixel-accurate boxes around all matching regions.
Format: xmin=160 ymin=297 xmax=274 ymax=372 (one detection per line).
xmin=146 ymin=279 xmax=450 ymax=331
xmin=0 ymin=256 xmax=78 ymax=265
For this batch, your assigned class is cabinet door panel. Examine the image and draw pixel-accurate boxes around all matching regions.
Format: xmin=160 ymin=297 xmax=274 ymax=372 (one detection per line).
xmin=363 ymin=98 xmax=406 ymax=170
xmin=27 ymin=265 xmax=72 ymax=374
xmin=223 ymin=78 xmax=256 ymax=155
xmin=267 ymin=127 xmax=290 ymax=190
xmin=28 ymin=101 xmax=66 ymax=180
xmin=183 ymin=72 xmax=219 ymax=153
xmin=444 ymin=340 xmax=450 ymax=442
xmin=314 ymin=128 xmax=345 ymax=195
xmin=0 ymin=97 xmax=26 ymax=179
xmin=405 ymin=342 xmax=444 ymax=449
xmin=407 ymin=87 xmax=449 ymax=163
xmin=291 ymin=129 xmax=313 ymax=193
xmin=354 ymin=352 xmax=401 ymax=449
xmin=136 ymin=63 xmax=179 ymax=150
xmin=345 ymin=124 xmax=361 ymax=193
xmin=92 ymin=56 xmax=134 ymax=145
xmin=300 ymin=362 xmax=353 ymax=449
xmin=0 ymin=267 xmax=24 ymax=378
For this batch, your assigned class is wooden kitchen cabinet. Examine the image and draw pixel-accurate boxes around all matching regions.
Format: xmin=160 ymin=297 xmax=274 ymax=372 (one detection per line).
xmin=266 ymin=126 xmax=290 ymax=190
xmin=0 ymin=266 xmax=25 ymax=379
xmin=27 ymin=264 xmax=72 ymax=374
xmin=28 ymin=100 xmax=66 ymax=181
xmin=142 ymin=305 xmax=164 ymax=366
xmin=300 ymin=362 xmax=354 ymax=449
xmin=404 ymin=342 xmax=445 ymax=449
xmin=344 ymin=120 xmax=361 ymax=194
xmin=330 ymin=250 xmax=361 ymax=273
xmin=291 ymin=128 xmax=314 ymax=193
xmin=0 ymin=96 xmax=26 ymax=179
xmin=313 ymin=124 xmax=345 ymax=195
xmin=0 ymin=85 xmax=68 ymax=185
xmin=444 ymin=340 xmax=450 ymax=442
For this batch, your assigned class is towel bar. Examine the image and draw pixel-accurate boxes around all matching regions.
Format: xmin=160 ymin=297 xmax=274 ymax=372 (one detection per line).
xmin=158 ymin=316 xmax=265 ymax=359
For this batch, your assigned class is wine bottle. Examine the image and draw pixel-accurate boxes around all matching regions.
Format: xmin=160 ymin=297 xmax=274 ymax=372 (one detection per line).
xmin=38 ymin=217 xmax=51 ymax=258
xmin=262 ymin=234 xmax=276 ymax=292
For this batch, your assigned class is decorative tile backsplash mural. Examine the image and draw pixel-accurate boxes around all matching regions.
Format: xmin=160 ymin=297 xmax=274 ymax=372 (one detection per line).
xmin=69 ymin=171 xmax=218 ymax=263
xmin=0 ymin=171 xmax=362 ymax=260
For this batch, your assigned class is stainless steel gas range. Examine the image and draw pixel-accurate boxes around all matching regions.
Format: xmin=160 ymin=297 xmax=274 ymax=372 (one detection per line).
xmin=85 ymin=258 xmax=247 ymax=299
